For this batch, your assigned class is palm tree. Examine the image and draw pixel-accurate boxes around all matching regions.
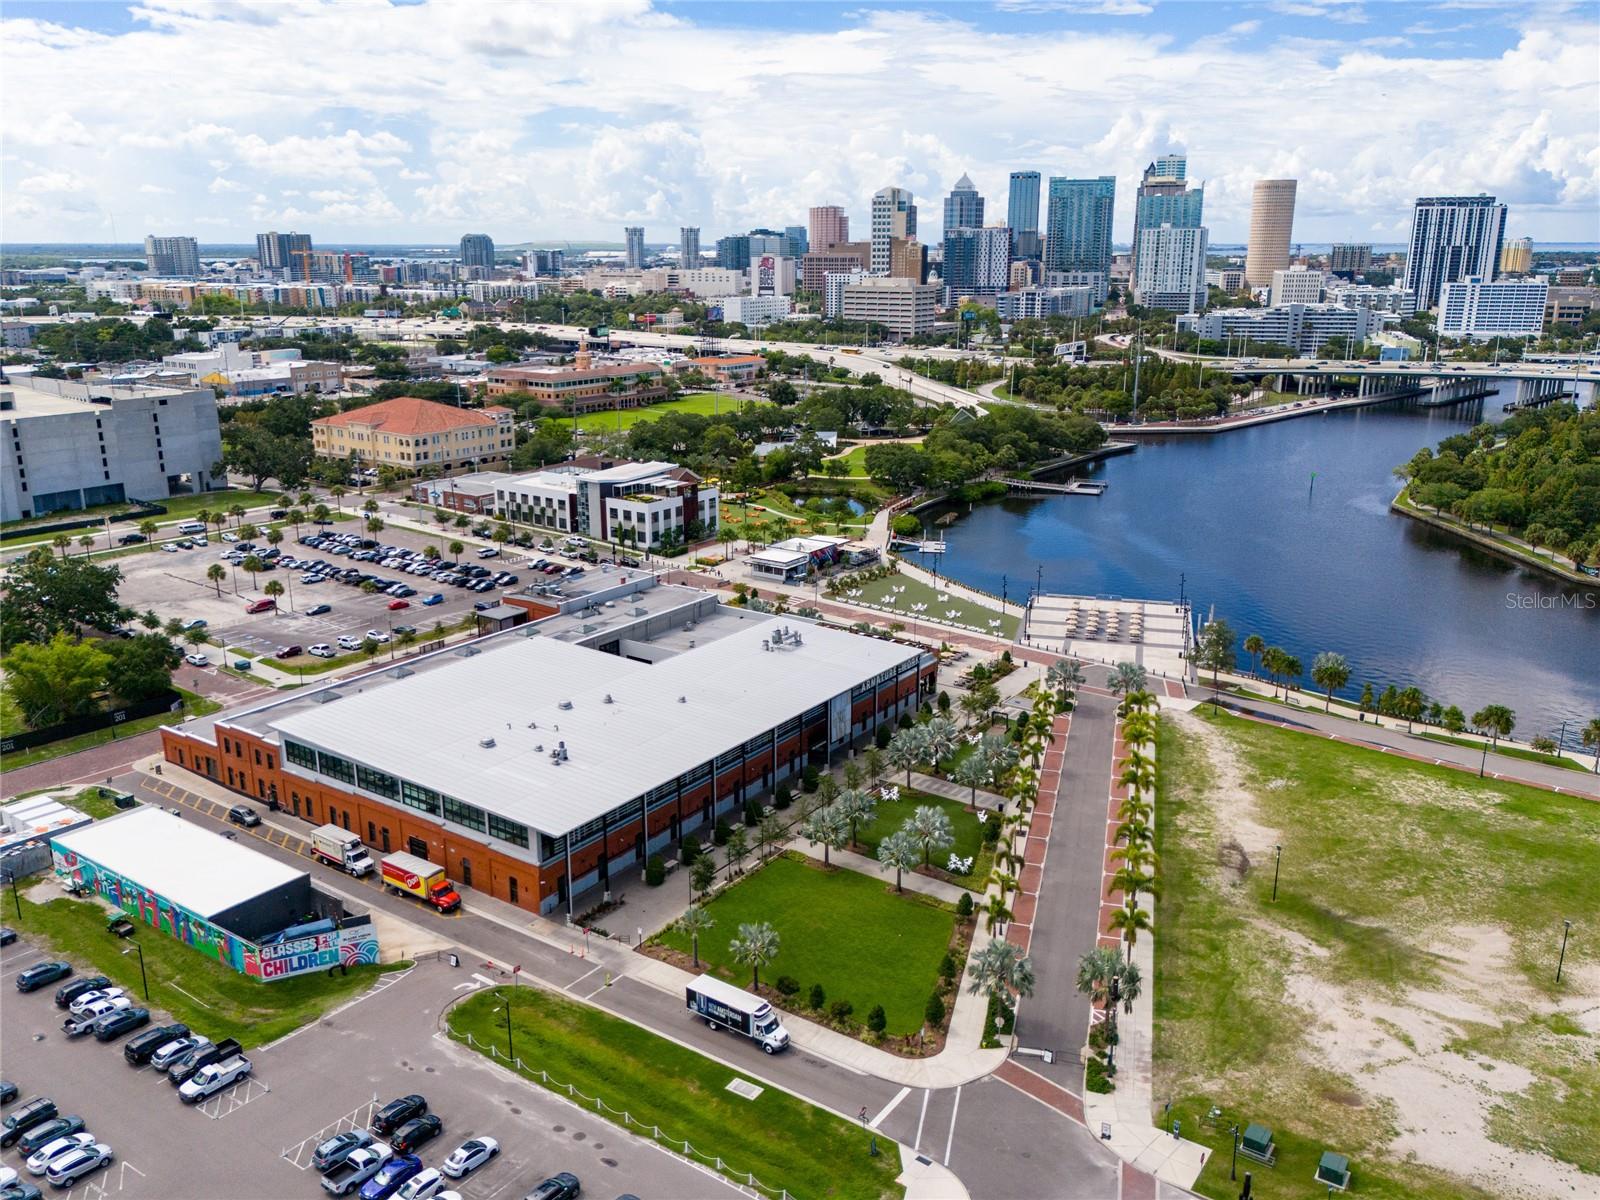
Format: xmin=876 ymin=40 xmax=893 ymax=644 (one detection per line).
xmin=78 ymin=534 xmax=95 ymax=556
xmin=286 ymin=508 xmax=305 ymax=536
xmin=239 ymin=521 xmax=259 ymax=542
xmin=1075 ymin=945 xmax=1123 ymax=1009
xmin=1108 ymin=899 xmax=1152 ymax=960
xmin=1471 ymin=704 xmax=1516 ymax=753
xmin=362 ymin=498 xmax=379 ymax=519
xmin=922 ymin=716 xmax=959 ymax=767
xmin=834 ymin=789 xmax=878 ymax=847
xmin=210 ymin=512 xmax=228 ymax=539
xmin=423 ymin=544 xmax=440 ymax=561
xmin=905 ymin=805 xmax=954 ymax=868
xmin=718 ymin=526 xmax=738 ymax=562
xmin=1108 ymin=661 xmax=1147 ymax=697
xmin=1113 ymin=817 xmax=1153 ymax=847
xmin=1243 ymin=634 xmax=1265 ymax=678
xmin=297 ymin=491 xmax=314 ymax=508
xmin=728 ymin=921 xmax=780 ymax=989
xmin=138 ymin=518 xmax=158 ymax=542
xmin=965 ymin=940 xmax=1036 ymax=1003
xmin=1260 ymin=646 xmax=1286 ymax=697
xmin=1107 ymin=865 xmax=1156 ymax=907
xmin=1045 ymin=658 xmax=1085 ymax=705
xmin=52 ymin=533 xmax=71 ymax=558
xmin=228 ymin=503 xmax=246 ymax=529
xmin=983 ymin=894 xmax=1014 ymax=935
xmin=675 ymin=904 xmax=715 ymax=969
xmin=266 ymin=527 xmax=284 ymax=554
xmin=139 ymin=610 xmax=161 ymax=631
xmin=264 ymin=579 xmax=286 ymax=613
xmin=312 ymin=503 xmax=331 ymax=524
xmin=1583 ymin=717 xmax=1600 ymax=774
xmin=241 ymin=554 xmax=264 ymax=593
xmin=448 ymin=539 xmax=465 ymax=565
xmin=330 ymin=485 xmax=346 ymax=512
xmin=800 ymin=804 xmax=848 ymax=866
xmin=1114 ymin=958 xmax=1142 ymax=1014
xmin=888 ymin=726 xmax=926 ymax=786
xmin=953 ymin=750 xmax=992 ymax=803
xmin=876 ymin=829 xmax=921 ymax=892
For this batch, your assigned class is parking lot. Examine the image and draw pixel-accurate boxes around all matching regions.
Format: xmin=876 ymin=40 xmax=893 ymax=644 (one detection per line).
xmin=3 ymin=936 xmax=744 ymax=1199
xmin=111 ymin=519 xmax=574 ymax=669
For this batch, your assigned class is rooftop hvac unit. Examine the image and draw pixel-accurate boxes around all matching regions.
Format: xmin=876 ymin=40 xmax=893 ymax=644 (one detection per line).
xmin=603 ymin=694 xmax=614 ymax=704
xmin=558 ymin=699 xmax=574 ymax=710
xmin=479 ymin=737 xmax=496 ymax=748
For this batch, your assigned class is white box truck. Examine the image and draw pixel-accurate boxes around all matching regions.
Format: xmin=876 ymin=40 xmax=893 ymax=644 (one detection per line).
xmin=309 ymin=824 xmax=375 ymax=876
xmin=685 ymin=973 xmax=790 ymax=1054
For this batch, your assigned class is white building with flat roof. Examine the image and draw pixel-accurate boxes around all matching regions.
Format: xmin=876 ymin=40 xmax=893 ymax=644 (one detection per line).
xmin=0 ymin=376 xmax=222 ymax=522
xmin=1269 ymin=266 xmax=1325 ymax=307
xmin=1438 ymin=275 xmax=1549 ymax=339
xmin=1178 ymin=303 xmax=1382 ymax=356
xmin=496 ymin=458 xmax=718 ymax=546
xmin=839 ymin=276 xmax=940 ymax=337
xmin=1133 ymin=224 xmax=1208 ymax=313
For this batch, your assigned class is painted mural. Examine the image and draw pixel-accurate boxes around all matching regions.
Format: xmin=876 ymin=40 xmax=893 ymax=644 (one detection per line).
xmin=50 ymin=846 xmax=379 ymax=982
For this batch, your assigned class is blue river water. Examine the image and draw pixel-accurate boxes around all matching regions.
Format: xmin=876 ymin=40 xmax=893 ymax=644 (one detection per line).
xmin=925 ymin=387 xmax=1600 ymax=742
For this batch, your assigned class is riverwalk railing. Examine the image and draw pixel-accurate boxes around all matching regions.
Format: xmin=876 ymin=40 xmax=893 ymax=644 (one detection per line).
xmin=449 ymin=1027 xmax=794 ymax=1200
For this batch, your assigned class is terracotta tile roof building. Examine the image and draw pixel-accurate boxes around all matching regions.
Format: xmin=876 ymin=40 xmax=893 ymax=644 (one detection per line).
xmin=312 ymin=396 xmax=515 ymax=469
xmin=482 ymin=361 xmax=667 ymax=414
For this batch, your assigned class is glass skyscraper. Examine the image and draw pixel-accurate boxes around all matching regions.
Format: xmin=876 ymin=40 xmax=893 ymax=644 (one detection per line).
xmin=1044 ymin=176 xmax=1116 ymax=276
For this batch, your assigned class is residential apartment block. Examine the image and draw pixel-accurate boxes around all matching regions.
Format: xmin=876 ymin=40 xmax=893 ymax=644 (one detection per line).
xmin=1438 ymin=275 xmax=1549 ymax=339
xmin=311 ymin=396 xmax=514 ymax=470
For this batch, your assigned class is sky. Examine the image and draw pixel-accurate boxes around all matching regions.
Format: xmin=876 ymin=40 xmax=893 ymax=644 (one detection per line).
xmin=2 ymin=0 xmax=1597 ymax=248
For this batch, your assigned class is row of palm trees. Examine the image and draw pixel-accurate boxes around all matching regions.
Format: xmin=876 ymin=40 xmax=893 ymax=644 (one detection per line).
xmin=1107 ymin=691 xmax=1159 ymax=960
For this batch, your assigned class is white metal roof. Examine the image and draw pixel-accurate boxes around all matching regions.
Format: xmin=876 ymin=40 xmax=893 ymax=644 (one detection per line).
xmin=51 ymin=807 xmax=306 ymax=920
xmin=270 ymin=618 xmax=921 ymax=838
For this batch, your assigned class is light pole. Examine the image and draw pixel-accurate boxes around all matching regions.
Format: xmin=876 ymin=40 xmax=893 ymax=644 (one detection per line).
xmin=1556 ymin=920 xmax=1573 ymax=984
xmin=1230 ymin=1123 xmax=1240 ymax=1182
xmin=497 ymin=996 xmax=515 ymax=1063
xmin=5 ymin=871 xmax=19 ymax=920
xmin=123 ymin=941 xmax=149 ymax=1001
xmin=1271 ymin=844 xmax=1282 ymax=902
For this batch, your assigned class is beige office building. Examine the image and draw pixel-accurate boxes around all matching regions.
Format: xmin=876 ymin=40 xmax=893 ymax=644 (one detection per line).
xmin=809 ymin=206 xmax=849 ymax=251
xmin=839 ymin=276 xmax=939 ymax=337
xmin=1244 ymin=179 xmax=1297 ymax=288
xmin=1500 ymin=237 xmax=1532 ymax=275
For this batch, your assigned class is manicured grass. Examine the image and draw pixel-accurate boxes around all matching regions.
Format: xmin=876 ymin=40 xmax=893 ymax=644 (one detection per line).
xmin=0 ymin=785 xmax=126 ymax=820
xmin=842 ymin=572 xmax=1019 ymax=637
xmin=449 ymin=986 xmax=902 ymax=1200
xmin=11 ymin=894 xmax=403 ymax=1048
xmin=572 ymin=392 xmax=769 ymax=434
xmin=0 ymin=687 xmax=221 ymax=773
xmin=1154 ymin=708 xmax=1600 ymax=1199
xmin=823 ymin=445 xmax=871 ymax=477
xmin=1417 ymin=731 xmax=1586 ymax=771
xmin=144 ymin=490 xmax=279 ymax=522
xmin=657 ymin=853 xmax=957 ymax=1036
xmin=852 ymin=788 xmax=991 ymax=882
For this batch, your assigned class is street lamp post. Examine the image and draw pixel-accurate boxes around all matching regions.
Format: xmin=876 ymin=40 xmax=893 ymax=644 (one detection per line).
xmin=1556 ymin=919 xmax=1573 ymax=984
xmin=124 ymin=941 xmax=149 ymax=1001
xmin=1271 ymin=844 xmax=1282 ymax=902
xmin=1230 ymin=1124 xmax=1240 ymax=1182
xmin=498 ymin=997 xmax=515 ymax=1063
xmin=6 ymin=872 xmax=19 ymax=920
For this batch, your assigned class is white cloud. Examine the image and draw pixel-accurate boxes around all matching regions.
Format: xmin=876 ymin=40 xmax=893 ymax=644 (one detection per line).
xmin=0 ymin=0 xmax=1594 ymax=243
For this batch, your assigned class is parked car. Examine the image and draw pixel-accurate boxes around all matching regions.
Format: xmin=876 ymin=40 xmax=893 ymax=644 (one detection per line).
xmin=394 ymin=1168 xmax=448 ymax=1200
xmin=245 ymin=598 xmax=277 ymax=614
xmin=388 ymin=1114 xmax=442 ymax=1155
xmin=16 ymin=962 xmax=72 ymax=993
xmin=69 ymin=987 xmax=126 ymax=1015
xmin=370 ymin=1095 xmax=427 ymax=1137
xmin=0 ymin=1082 xmax=16 ymax=1105
xmin=92 ymin=1006 xmax=150 ymax=1042
xmin=311 ymin=1130 xmax=374 ymax=1174
xmin=392 ymin=624 xmax=416 ymax=636
xmin=183 ymin=652 xmax=210 ymax=667
xmin=365 ymin=629 xmax=390 ymax=644
xmin=476 ymin=547 xmax=499 ymax=558
xmin=182 ymin=618 xmax=208 ymax=630
xmin=307 ymin=603 xmax=332 ymax=616
xmin=358 ymin=1154 xmax=422 ymax=1200
xmin=116 ymin=533 xmax=146 ymax=545
xmin=24 ymin=1132 xmax=95 ymax=1177
xmin=53 ymin=975 xmax=108 ymax=1009
xmin=0 ymin=1099 xmax=59 ymax=1148
xmin=179 ymin=1055 xmax=252 ymax=1103
xmin=421 ymin=593 xmax=444 ymax=606
xmin=321 ymin=1145 xmax=393 ymax=1196
xmin=168 ymin=1037 xmax=240 ymax=1086
xmin=150 ymin=1035 xmax=207 ymax=1072
xmin=123 ymin=1022 xmax=188 ymax=1066
xmin=387 ymin=599 xmax=410 ymax=611
xmin=227 ymin=805 xmax=261 ymax=828
xmin=522 ymin=1174 xmax=581 ymax=1200
xmin=277 ymin=644 xmax=304 ymax=659
xmin=309 ymin=644 xmax=336 ymax=658
xmin=221 ymin=532 xmax=240 ymax=542
xmin=440 ymin=1137 xmax=498 ymax=1179
xmin=64 ymin=1000 xmax=130 ymax=1037
xmin=16 ymin=1117 xmax=86 ymax=1157
xmin=337 ymin=635 xmax=363 ymax=651
xmin=43 ymin=1144 xmax=113 ymax=1189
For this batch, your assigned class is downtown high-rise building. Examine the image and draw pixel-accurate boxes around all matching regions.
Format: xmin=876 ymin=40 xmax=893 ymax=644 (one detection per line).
xmin=1403 ymin=195 xmax=1507 ymax=310
xmin=1044 ymin=176 xmax=1115 ymax=278
xmin=1244 ymin=180 xmax=1297 ymax=288
xmin=459 ymin=233 xmax=495 ymax=270
xmin=871 ymin=187 xmax=917 ymax=274
xmin=1499 ymin=236 xmax=1532 ymax=275
xmin=624 ymin=226 xmax=646 ymax=270
xmin=942 ymin=174 xmax=984 ymax=236
xmin=1007 ymin=171 xmax=1041 ymax=259
xmin=808 ymin=206 xmax=849 ymax=251
xmin=1132 ymin=155 xmax=1202 ymax=271
xmin=680 ymin=227 xmax=701 ymax=268
xmin=784 ymin=225 xmax=809 ymax=259
xmin=941 ymin=225 xmax=1011 ymax=300
xmin=1134 ymin=223 xmax=1209 ymax=313
xmin=143 ymin=235 xmax=200 ymax=277
xmin=255 ymin=231 xmax=311 ymax=276
xmin=1329 ymin=243 xmax=1373 ymax=277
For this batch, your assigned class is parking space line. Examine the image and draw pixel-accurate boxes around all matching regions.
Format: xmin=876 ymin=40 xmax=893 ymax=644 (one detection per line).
xmin=280 ymin=1097 xmax=379 ymax=1168
xmin=198 ymin=1076 xmax=270 ymax=1119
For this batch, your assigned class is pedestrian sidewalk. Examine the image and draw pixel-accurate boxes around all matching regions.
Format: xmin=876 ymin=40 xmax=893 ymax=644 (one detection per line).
xmin=908 ymin=770 xmax=1007 ymax=812
xmin=784 ymin=837 xmax=974 ymax=903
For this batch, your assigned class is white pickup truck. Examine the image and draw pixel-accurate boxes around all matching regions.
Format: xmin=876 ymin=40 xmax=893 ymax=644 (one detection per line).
xmin=178 ymin=1055 xmax=252 ymax=1104
xmin=321 ymin=1145 xmax=393 ymax=1196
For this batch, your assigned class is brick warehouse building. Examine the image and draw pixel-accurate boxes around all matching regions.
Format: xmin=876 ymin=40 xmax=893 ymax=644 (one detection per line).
xmin=160 ymin=578 xmax=935 ymax=916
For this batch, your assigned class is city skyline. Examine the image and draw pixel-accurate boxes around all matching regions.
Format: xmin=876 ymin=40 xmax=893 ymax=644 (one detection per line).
xmin=2 ymin=1 xmax=1596 ymax=247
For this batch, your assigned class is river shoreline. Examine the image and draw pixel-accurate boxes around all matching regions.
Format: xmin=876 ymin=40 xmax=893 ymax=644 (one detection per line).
xmin=1389 ymin=488 xmax=1595 ymax=587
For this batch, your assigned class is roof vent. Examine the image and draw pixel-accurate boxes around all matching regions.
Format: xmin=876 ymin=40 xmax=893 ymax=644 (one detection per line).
xmin=603 ymin=693 xmax=614 ymax=704
xmin=763 ymin=641 xmax=772 ymax=652
xmin=479 ymin=736 xmax=496 ymax=749
xmin=678 ymin=695 xmax=687 ymax=703
xmin=558 ymin=699 xmax=574 ymax=710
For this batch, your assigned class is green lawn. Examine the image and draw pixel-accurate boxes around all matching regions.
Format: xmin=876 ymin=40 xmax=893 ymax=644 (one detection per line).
xmin=449 ymin=986 xmax=902 ymax=1200
xmin=0 ymin=687 xmax=221 ymax=773
xmin=0 ymin=785 xmax=127 ymax=820
xmin=11 ymin=894 xmax=403 ymax=1048
xmin=843 ymin=572 xmax=1019 ymax=637
xmin=1 ymin=491 xmax=280 ymax=546
xmin=852 ymin=788 xmax=991 ymax=883
xmin=572 ymin=392 xmax=769 ymax=434
xmin=823 ymin=445 xmax=871 ymax=478
xmin=1417 ymin=731 xmax=1586 ymax=771
xmin=1154 ymin=708 xmax=1600 ymax=1200
xmin=657 ymin=853 xmax=957 ymax=1036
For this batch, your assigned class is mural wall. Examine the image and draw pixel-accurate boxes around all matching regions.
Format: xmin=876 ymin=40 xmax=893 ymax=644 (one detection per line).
xmin=51 ymin=845 xmax=379 ymax=982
